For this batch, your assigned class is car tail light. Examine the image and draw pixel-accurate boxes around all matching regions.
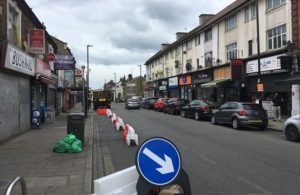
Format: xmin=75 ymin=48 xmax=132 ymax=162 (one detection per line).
xmin=200 ymin=106 xmax=208 ymax=111
xmin=239 ymin=109 xmax=247 ymax=116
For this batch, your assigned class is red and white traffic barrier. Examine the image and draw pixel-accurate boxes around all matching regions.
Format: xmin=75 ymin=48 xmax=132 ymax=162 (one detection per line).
xmin=123 ymin=124 xmax=138 ymax=146
xmin=111 ymin=113 xmax=117 ymax=124
xmin=115 ymin=117 xmax=125 ymax=131
xmin=106 ymin=109 xmax=112 ymax=118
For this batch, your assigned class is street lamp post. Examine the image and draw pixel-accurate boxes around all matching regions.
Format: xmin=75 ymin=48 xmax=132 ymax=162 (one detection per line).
xmin=113 ymin=73 xmax=116 ymax=102
xmin=81 ymin=65 xmax=85 ymax=114
xmin=87 ymin=44 xmax=92 ymax=110
xmin=138 ymin=65 xmax=142 ymax=96
xmin=256 ymin=0 xmax=262 ymax=107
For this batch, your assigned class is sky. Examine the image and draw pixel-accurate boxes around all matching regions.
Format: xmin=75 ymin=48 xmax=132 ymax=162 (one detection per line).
xmin=26 ymin=0 xmax=235 ymax=89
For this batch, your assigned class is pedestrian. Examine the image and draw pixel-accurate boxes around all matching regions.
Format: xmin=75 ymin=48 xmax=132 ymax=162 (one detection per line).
xmin=273 ymin=93 xmax=283 ymax=121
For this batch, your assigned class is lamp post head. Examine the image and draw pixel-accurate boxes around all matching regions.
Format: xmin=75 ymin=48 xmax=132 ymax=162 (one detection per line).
xmin=87 ymin=44 xmax=93 ymax=48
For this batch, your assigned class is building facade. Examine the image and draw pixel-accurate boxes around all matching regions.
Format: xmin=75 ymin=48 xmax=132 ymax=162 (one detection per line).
xmin=145 ymin=0 xmax=295 ymax=116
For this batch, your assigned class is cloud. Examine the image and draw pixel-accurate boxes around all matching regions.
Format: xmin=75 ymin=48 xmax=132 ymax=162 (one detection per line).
xmin=26 ymin=0 xmax=235 ymax=89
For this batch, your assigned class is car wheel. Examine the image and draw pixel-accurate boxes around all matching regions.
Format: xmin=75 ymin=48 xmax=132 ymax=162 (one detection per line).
xmin=232 ymin=117 xmax=241 ymax=130
xmin=194 ymin=112 xmax=200 ymax=121
xmin=285 ymin=125 xmax=300 ymax=141
xmin=180 ymin=110 xmax=186 ymax=118
xmin=211 ymin=115 xmax=217 ymax=125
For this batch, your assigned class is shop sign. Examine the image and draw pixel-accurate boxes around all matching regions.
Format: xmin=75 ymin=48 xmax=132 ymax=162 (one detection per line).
xmin=161 ymin=81 xmax=168 ymax=85
xmin=75 ymin=69 xmax=82 ymax=77
xmin=192 ymin=70 xmax=213 ymax=84
xmin=54 ymin=55 xmax=75 ymax=70
xmin=246 ymin=55 xmax=282 ymax=74
xmin=58 ymin=79 xmax=64 ymax=87
xmin=3 ymin=42 xmax=35 ymax=76
xmin=36 ymin=59 xmax=51 ymax=78
xmin=231 ymin=59 xmax=243 ymax=81
xmin=127 ymin=83 xmax=136 ymax=87
xmin=214 ymin=66 xmax=231 ymax=80
xmin=29 ymin=29 xmax=45 ymax=54
xmin=179 ymin=75 xmax=192 ymax=85
xmin=159 ymin=86 xmax=167 ymax=90
xmin=257 ymin=83 xmax=264 ymax=92
xmin=64 ymin=70 xmax=74 ymax=87
xmin=169 ymin=77 xmax=178 ymax=87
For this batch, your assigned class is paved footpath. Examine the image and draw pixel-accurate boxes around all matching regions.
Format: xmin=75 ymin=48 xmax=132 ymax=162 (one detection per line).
xmin=0 ymin=103 xmax=93 ymax=195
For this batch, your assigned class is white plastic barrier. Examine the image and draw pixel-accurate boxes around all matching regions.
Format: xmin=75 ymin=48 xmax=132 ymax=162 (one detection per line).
xmin=93 ymin=166 xmax=138 ymax=195
xmin=111 ymin=113 xmax=117 ymax=124
xmin=125 ymin=125 xmax=138 ymax=146
xmin=116 ymin=117 xmax=125 ymax=131
xmin=106 ymin=109 xmax=112 ymax=118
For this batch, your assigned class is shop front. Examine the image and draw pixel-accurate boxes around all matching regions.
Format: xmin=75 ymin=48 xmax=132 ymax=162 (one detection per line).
xmin=0 ymin=41 xmax=34 ymax=142
xmin=32 ymin=59 xmax=55 ymax=123
xmin=246 ymin=55 xmax=292 ymax=116
xmin=201 ymin=60 xmax=246 ymax=105
xmin=158 ymin=79 xmax=168 ymax=97
xmin=178 ymin=74 xmax=194 ymax=101
xmin=168 ymin=76 xmax=179 ymax=98
xmin=192 ymin=69 xmax=213 ymax=100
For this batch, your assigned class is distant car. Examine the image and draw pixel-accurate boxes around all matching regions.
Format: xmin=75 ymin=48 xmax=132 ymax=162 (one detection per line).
xmin=284 ymin=115 xmax=300 ymax=141
xmin=164 ymin=98 xmax=189 ymax=115
xmin=145 ymin=97 xmax=159 ymax=109
xmin=142 ymin=98 xmax=150 ymax=109
xmin=211 ymin=102 xmax=268 ymax=130
xmin=154 ymin=98 xmax=169 ymax=111
xmin=125 ymin=98 xmax=140 ymax=109
xmin=180 ymin=100 xmax=219 ymax=120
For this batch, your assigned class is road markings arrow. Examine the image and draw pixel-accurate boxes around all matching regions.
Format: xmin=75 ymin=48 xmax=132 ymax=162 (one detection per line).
xmin=143 ymin=147 xmax=174 ymax=174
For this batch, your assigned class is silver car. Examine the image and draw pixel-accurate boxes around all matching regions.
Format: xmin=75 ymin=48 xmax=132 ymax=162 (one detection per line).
xmin=284 ymin=115 xmax=300 ymax=141
xmin=125 ymin=98 xmax=140 ymax=109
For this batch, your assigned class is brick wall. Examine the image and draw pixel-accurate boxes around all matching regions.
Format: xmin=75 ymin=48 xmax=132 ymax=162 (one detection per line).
xmin=291 ymin=0 xmax=299 ymax=48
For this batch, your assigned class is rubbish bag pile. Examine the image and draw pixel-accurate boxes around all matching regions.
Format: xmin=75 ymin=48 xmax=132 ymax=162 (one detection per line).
xmin=53 ymin=134 xmax=83 ymax=153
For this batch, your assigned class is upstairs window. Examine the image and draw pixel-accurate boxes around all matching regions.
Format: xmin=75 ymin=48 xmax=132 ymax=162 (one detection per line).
xmin=244 ymin=7 xmax=250 ymax=23
xmin=205 ymin=51 xmax=213 ymax=67
xmin=8 ymin=3 xmax=21 ymax=46
xmin=251 ymin=2 xmax=256 ymax=19
xmin=267 ymin=0 xmax=286 ymax=10
xmin=226 ymin=42 xmax=237 ymax=62
xmin=225 ymin=14 xmax=237 ymax=31
xmin=170 ymin=50 xmax=174 ymax=59
xmin=186 ymin=40 xmax=192 ymax=51
xmin=205 ymin=28 xmax=212 ymax=42
xmin=267 ymin=24 xmax=287 ymax=50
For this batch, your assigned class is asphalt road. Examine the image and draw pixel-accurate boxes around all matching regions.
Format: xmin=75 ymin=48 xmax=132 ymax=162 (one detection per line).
xmin=95 ymin=103 xmax=300 ymax=195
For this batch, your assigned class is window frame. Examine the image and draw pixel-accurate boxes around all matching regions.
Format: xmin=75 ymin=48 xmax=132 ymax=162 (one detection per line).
xmin=244 ymin=7 xmax=250 ymax=23
xmin=267 ymin=24 xmax=287 ymax=50
xmin=226 ymin=42 xmax=237 ymax=62
xmin=225 ymin=14 xmax=237 ymax=31
xmin=204 ymin=28 xmax=212 ymax=42
xmin=7 ymin=1 xmax=22 ymax=46
xmin=267 ymin=0 xmax=286 ymax=11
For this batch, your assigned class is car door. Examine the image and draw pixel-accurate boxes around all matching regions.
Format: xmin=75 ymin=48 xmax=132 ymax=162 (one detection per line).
xmin=223 ymin=102 xmax=238 ymax=123
xmin=189 ymin=100 xmax=201 ymax=117
xmin=215 ymin=103 xmax=229 ymax=122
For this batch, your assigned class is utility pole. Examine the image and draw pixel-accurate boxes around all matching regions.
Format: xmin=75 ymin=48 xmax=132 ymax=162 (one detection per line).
xmin=256 ymin=0 xmax=262 ymax=107
xmin=113 ymin=73 xmax=116 ymax=102
xmin=81 ymin=65 xmax=85 ymax=115
xmin=138 ymin=65 xmax=142 ymax=96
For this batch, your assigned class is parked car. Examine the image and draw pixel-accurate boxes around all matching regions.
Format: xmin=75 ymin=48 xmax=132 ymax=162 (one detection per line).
xmin=125 ymin=97 xmax=140 ymax=109
xmin=154 ymin=98 xmax=169 ymax=111
xmin=180 ymin=100 xmax=219 ymax=120
xmin=211 ymin=102 xmax=268 ymax=130
xmin=284 ymin=115 xmax=300 ymax=141
xmin=164 ymin=98 xmax=189 ymax=115
xmin=144 ymin=97 xmax=159 ymax=109
xmin=142 ymin=98 xmax=150 ymax=109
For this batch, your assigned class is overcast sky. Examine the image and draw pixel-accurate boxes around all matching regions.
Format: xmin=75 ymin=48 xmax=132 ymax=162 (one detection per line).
xmin=26 ymin=0 xmax=235 ymax=89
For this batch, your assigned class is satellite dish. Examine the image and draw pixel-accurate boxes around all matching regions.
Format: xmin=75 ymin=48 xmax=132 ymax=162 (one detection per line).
xmin=186 ymin=63 xmax=192 ymax=71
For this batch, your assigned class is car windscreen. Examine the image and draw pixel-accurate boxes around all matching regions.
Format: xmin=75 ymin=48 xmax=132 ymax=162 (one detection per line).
xmin=242 ymin=104 xmax=262 ymax=110
xmin=129 ymin=99 xmax=139 ymax=102
xmin=202 ymin=100 xmax=219 ymax=107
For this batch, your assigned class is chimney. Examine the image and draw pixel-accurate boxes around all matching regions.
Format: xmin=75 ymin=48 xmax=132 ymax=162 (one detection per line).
xmin=176 ymin=32 xmax=188 ymax=40
xmin=199 ymin=14 xmax=215 ymax=26
xmin=161 ymin=43 xmax=170 ymax=50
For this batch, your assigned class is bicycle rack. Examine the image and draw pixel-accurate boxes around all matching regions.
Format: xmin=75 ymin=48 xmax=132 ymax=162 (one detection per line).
xmin=5 ymin=176 xmax=27 ymax=195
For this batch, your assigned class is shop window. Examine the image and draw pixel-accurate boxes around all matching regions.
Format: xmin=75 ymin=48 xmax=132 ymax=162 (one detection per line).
xmin=267 ymin=0 xmax=286 ymax=11
xmin=267 ymin=24 xmax=287 ymax=50
xmin=226 ymin=42 xmax=237 ymax=62
xmin=8 ymin=2 xmax=21 ymax=46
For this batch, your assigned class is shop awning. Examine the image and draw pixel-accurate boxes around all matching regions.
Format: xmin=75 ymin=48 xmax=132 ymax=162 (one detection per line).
xmin=276 ymin=74 xmax=300 ymax=85
xmin=201 ymin=79 xmax=230 ymax=88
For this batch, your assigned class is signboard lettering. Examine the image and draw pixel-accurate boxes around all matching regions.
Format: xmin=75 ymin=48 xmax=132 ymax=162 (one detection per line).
xmin=246 ymin=55 xmax=283 ymax=74
xmin=36 ymin=59 xmax=51 ymax=78
xmin=54 ymin=55 xmax=75 ymax=70
xmin=168 ymin=77 xmax=178 ymax=87
xmin=29 ymin=29 xmax=45 ymax=54
xmin=4 ymin=42 xmax=35 ymax=76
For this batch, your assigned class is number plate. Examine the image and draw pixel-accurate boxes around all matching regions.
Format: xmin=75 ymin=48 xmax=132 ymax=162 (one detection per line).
xmin=250 ymin=120 xmax=262 ymax=123
xmin=99 ymin=98 xmax=106 ymax=102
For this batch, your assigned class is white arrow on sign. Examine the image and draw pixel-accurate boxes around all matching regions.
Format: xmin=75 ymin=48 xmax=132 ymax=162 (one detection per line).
xmin=142 ymin=148 xmax=174 ymax=174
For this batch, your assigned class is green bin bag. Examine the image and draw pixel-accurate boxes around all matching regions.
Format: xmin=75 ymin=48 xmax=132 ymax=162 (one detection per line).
xmin=53 ymin=140 xmax=69 ymax=153
xmin=63 ymin=134 xmax=77 ymax=145
xmin=67 ymin=141 xmax=82 ymax=153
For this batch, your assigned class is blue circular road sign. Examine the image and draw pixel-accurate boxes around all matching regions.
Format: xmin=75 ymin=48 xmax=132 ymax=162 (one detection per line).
xmin=136 ymin=137 xmax=181 ymax=186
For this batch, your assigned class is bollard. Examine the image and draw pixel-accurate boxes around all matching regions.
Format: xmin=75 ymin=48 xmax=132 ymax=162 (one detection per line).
xmin=111 ymin=113 xmax=117 ymax=124
xmin=123 ymin=124 xmax=129 ymax=140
